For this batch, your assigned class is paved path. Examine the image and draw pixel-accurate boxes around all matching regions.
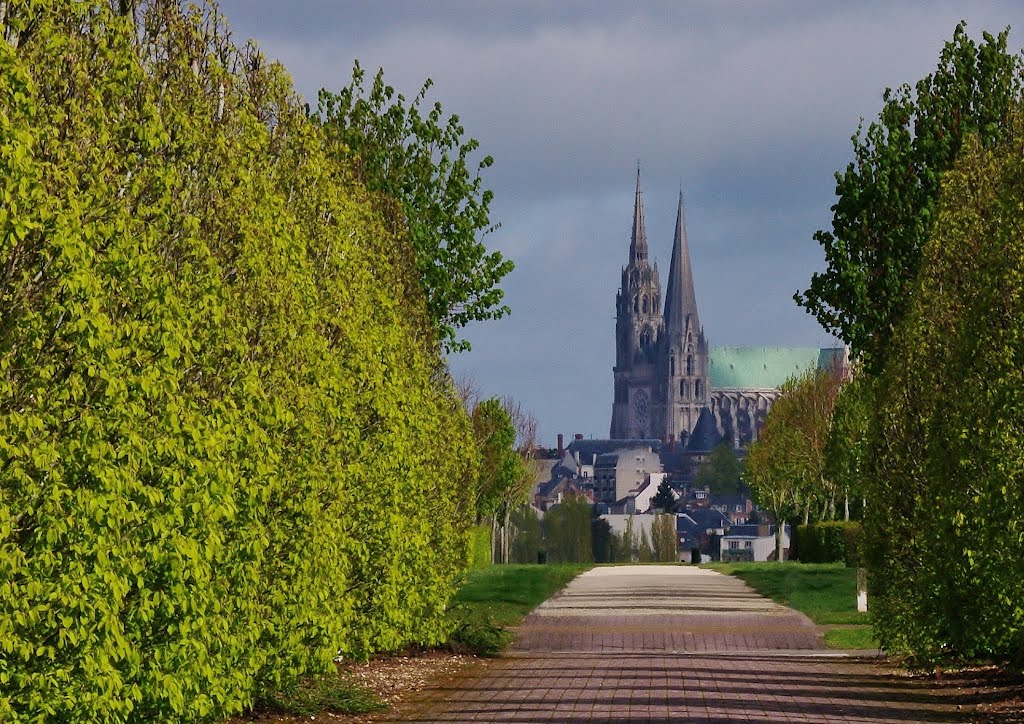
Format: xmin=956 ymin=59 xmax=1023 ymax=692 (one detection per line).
xmin=400 ymin=566 xmax=968 ymax=722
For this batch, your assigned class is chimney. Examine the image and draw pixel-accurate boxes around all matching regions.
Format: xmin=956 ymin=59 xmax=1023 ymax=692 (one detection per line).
xmin=557 ymin=433 xmax=564 ymax=457
xmin=574 ymin=433 xmax=584 ymax=441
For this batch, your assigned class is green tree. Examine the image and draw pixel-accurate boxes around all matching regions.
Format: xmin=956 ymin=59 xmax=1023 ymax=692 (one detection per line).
xmin=637 ymin=527 xmax=654 ymax=562
xmin=591 ymin=514 xmax=613 ymax=563
xmin=744 ymin=367 xmax=843 ymax=560
xmin=619 ymin=515 xmax=639 ymax=562
xmin=650 ymin=514 xmax=679 ymax=562
xmin=509 ymin=505 xmax=543 ymax=564
xmin=649 ymin=478 xmax=677 ymax=512
xmin=543 ymin=496 xmax=594 ymax=564
xmin=0 ymin=2 xmax=477 ymax=719
xmin=796 ymin=23 xmax=1023 ymax=372
xmin=866 ymin=126 xmax=1024 ymax=665
xmin=317 ymin=63 xmax=514 ymax=352
xmin=693 ymin=442 xmax=744 ymax=495
xmin=824 ymin=371 xmax=871 ymax=520
xmin=470 ymin=398 xmax=524 ymax=524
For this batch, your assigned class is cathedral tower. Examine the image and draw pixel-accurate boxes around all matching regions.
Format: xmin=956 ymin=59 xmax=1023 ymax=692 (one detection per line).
xmin=609 ymin=170 xmax=661 ymax=438
xmin=658 ymin=193 xmax=710 ymax=445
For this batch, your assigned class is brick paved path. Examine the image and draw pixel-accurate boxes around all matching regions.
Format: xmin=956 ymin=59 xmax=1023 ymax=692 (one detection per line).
xmin=399 ymin=566 xmax=967 ymax=723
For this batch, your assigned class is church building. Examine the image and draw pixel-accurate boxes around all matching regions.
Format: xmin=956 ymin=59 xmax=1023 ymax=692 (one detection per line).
xmin=609 ymin=171 xmax=846 ymax=447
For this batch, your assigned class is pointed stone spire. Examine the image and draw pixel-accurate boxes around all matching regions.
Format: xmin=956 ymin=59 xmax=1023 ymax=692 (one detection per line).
xmin=629 ymin=167 xmax=648 ymax=263
xmin=663 ymin=191 xmax=700 ymax=336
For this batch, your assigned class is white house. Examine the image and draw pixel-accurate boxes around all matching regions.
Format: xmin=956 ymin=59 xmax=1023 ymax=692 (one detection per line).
xmin=719 ymin=524 xmax=790 ymax=562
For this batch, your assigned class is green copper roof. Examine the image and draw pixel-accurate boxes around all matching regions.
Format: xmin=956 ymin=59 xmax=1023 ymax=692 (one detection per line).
xmin=709 ymin=347 xmax=845 ymax=389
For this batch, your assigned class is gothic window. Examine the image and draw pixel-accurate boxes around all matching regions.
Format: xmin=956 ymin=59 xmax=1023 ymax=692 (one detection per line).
xmin=642 ymin=295 xmax=649 ymax=313
xmin=686 ymin=355 xmax=694 ymax=375
xmin=633 ymin=295 xmax=639 ymax=313
xmin=695 ymin=379 xmax=703 ymax=400
xmin=670 ymin=357 xmax=675 ymax=376
xmin=640 ymin=327 xmax=652 ymax=350
xmin=680 ymin=380 xmax=688 ymax=398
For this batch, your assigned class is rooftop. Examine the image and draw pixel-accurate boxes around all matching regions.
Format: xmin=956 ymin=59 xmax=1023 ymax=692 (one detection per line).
xmin=709 ymin=346 xmax=846 ymax=389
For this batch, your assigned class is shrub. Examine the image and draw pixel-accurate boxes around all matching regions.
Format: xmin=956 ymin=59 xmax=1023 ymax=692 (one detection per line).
xmin=447 ymin=609 xmax=513 ymax=657
xmin=467 ymin=525 xmax=493 ymax=569
xmin=796 ymin=522 xmax=864 ymax=566
xmin=0 ymin=3 xmax=476 ymax=720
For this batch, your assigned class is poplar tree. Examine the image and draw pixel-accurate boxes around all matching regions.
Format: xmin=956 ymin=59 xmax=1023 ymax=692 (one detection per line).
xmin=796 ymin=23 xmax=1022 ymax=372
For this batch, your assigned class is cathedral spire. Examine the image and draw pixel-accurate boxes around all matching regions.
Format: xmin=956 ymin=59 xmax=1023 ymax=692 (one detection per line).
xmin=629 ymin=167 xmax=648 ymax=263
xmin=663 ymin=191 xmax=700 ymax=336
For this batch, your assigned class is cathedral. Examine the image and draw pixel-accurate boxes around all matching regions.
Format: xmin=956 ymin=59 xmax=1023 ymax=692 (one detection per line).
xmin=609 ymin=171 xmax=846 ymax=447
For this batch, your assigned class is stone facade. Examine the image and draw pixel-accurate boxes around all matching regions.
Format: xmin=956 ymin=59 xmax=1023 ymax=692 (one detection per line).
xmin=610 ymin=171 xmax=710 ymax=444
xmin=610 ymin=172 xmax=847 ymax=445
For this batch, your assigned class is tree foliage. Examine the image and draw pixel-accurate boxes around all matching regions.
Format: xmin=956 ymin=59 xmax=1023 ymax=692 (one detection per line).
xmin=508 ymin=505 xmax=543 ymax=564
xmin=649 ymin=478 xmax=677 ymax=512
xmin=865 ymin=125 xmax=1024 ymax=665
xmin=650 ymin=514 xmax=678 ymax=562
xmin=470 ymin=398 xmax=524 ymax=523
xmin=824 ymin=371 xmax=871 ymax=520
xmin=543 ymin=497 xmax=594 ymax=564
xmin=0 ymin=2 xmax=476 ymax=720
xmin=693 ymin=442 xmax=744 ymax=495
xmin=796 ymin=22 xmax=1023 ymax=371
xmin=317 ymin=63 xmax=514 ymax=353
xmin=744 ymin=368 xmax=843 ymax=559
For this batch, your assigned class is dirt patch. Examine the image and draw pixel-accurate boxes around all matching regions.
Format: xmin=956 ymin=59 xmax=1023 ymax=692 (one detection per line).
xmin=938 ymin=664 xmax=1024 ymax=723
xmin=228 ymin=652 xmax=480 ymax=723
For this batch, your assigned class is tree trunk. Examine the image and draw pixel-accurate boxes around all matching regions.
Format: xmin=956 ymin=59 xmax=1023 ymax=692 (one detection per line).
xmin=490 ymin=516 xmax=498 ymax=565
xmin=776 ymin=524 xmax=784 ymax=562
xmin=502 ymin=506 xmax=511 ymax=564
xmin=844 ymin=493 xmax=850 ymax=521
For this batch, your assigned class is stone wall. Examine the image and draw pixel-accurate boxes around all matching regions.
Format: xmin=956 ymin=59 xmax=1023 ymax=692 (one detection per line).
xmin=709 ymin=389 xmax=779 ymax=449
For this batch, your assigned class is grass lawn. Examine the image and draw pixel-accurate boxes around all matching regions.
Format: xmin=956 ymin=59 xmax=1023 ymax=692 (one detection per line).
xmin=707 ymin=561 xmax=878 ymax=650
xmin=707 ymin=561 xmax=868 ymax=624
xmin=824 ymin=626 xmax=879 ymax=650
xmin=452 ymin=563 xmax=592 ymax=627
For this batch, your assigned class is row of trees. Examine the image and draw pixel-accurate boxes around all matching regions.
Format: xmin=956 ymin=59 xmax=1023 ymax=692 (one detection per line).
xmin=506 ymin=502 xmax=678 ymax=565
xmin=749 ymin=22 xmax=1024 ymax=666
xmin=0 ymin=1 xmax=513 ymax=720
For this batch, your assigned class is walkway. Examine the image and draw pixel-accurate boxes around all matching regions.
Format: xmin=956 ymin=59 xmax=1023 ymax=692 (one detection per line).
xmin=399 ymin=566 xmax=968 ymax=722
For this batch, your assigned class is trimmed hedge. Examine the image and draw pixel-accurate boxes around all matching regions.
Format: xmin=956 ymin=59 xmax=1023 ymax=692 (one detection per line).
xmin=0 ymin=3 xmax=477 ymax=721
xmin=795 ymin=522 xmax=864 ymax=567
xmin=467 ymin=525 xmax=493 ymax=569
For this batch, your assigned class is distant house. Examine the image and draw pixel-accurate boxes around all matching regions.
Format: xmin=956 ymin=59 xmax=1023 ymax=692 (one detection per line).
xmin=708 ymin=494 xmax=754 ymax=525
xmin=719 ymin=523 xmax=790 ymax=562
xmin=535 ymin=435 xmax=663 ymax=510
xmin=534 ymin=468 xmax=596 ymax=511
xmin=601 ymin=470 xmax=666 ymax=516
xmin=676 ymin=509 xmax=728 ymax=560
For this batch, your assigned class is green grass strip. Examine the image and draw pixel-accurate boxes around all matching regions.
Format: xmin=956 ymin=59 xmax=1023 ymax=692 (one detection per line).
xmin=452 ymin=563 xmax=592 ymax=626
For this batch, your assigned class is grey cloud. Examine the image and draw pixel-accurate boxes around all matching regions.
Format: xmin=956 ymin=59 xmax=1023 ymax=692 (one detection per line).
xmin=214 ymin=0 xmax=1024 ymax=441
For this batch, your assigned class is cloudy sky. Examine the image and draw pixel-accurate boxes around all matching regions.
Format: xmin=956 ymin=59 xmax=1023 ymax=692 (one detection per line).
xmin=217 ymin=1 xmax=1024 ymax=444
